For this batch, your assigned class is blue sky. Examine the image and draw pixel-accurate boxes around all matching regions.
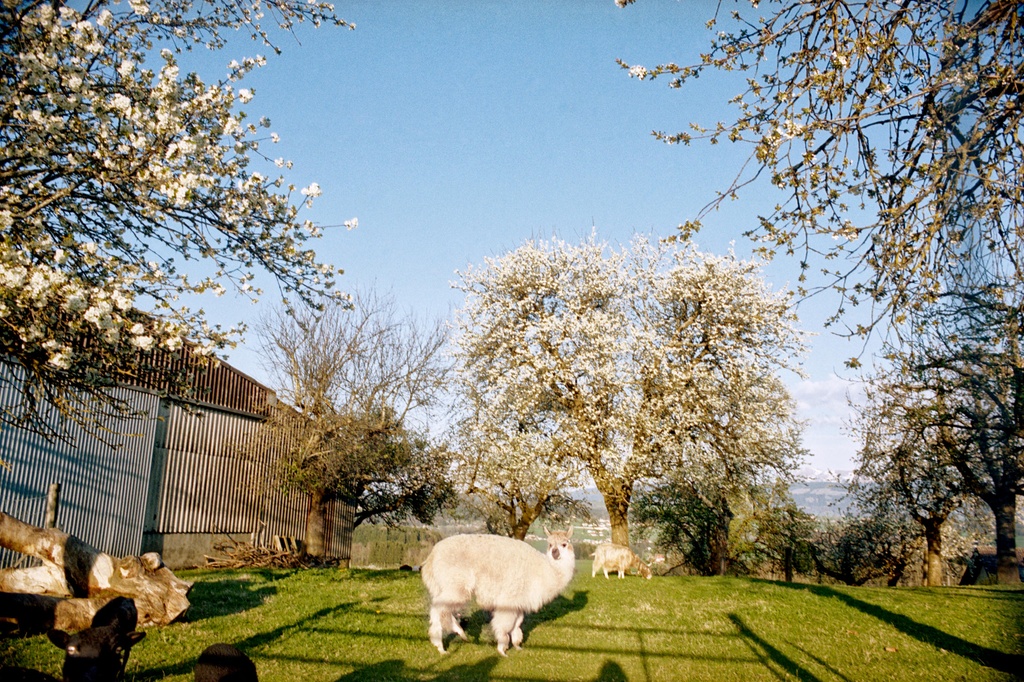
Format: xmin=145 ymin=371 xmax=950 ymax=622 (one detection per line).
xmin=199 ymin=1 xmax=870 ymax=472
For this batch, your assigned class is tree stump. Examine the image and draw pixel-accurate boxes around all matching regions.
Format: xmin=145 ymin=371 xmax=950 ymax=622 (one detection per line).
xmin=0 ymin=512 xmax=191 ymax=630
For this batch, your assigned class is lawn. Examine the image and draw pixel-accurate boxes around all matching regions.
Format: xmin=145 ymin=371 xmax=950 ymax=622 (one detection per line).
xmin=2 ymin=564 xmax=1022 ymax=681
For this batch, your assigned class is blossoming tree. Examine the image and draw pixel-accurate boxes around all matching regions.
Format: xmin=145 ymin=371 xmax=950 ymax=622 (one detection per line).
xmin=0 ymin=0 xmax=350 ymax=441
xmin=451 ymin=408 xmax=589 ymax=540
xmin=453 ymin=235 xmax=805 ymax=546
xmin=618 ymin=0 xmax=1023 ymax=345
xmin=0 ymin=0 xmax=351 ymax=626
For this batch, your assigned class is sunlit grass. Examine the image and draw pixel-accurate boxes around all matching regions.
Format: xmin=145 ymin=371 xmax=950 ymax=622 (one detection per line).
xmin=2 ymin=563 xmax=1022 ymax=681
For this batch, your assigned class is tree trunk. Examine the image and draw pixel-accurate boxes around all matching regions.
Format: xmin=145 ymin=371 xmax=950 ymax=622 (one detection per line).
xmin=887 ymin=562 xmax=905 ymax=587
xmin=992 ymin=492 xmax=1021 ymax=584
xmin=506 ymin=494 xmax=545 ymax=540
xmin=923 ymin=517 xmax=944 ymax=587
xmin=595 ymin=477 xmax=632 ymax=546
xmin=0 ymin=512 xmax=191 ymax=627
xmin=303 ymin=488 xmax=329 ymax=558
xmin=709 ymin=502 xmax=734 ymax=576
xmin=509 ymin=506 xmax=537 ymax=540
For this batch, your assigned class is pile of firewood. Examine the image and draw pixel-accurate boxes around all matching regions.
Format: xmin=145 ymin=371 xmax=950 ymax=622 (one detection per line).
xmin=203 ymin=535 xmax=345 ymax=569
xmin=204 ymin=542 xmax=303 ymax=569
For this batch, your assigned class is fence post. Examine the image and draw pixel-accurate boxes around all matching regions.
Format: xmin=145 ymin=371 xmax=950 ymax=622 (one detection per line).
xmin=44 ymin=482 xmax=61 ymax=529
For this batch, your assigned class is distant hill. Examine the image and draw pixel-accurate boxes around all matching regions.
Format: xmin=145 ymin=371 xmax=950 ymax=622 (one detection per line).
xmin=789 ymin=479 xmax=851 ymax=517
xmin=579 ymin=470 xmax=852 ymax=522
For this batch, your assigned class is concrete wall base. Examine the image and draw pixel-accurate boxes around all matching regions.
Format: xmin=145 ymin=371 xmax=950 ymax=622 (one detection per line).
xmin=143 ymin=532 xmax=252 ymax=569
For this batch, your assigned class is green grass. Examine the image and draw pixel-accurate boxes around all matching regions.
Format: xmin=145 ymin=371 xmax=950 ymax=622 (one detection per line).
xmin=3 ymin=563 xmax=1022 ymax=681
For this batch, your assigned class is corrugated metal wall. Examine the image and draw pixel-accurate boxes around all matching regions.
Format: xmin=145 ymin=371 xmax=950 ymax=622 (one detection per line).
xmin=1 ymin=360 xmax=353 ymax=568
xmin=0 ymin=380 xmax=160 ymax=568
xmin=323 ymin=497 xmax=355 ymax=559
xmin=145 ymin=402 xmax=352 ymax=558
xmin=146 ymin=402 xmax=302 ymax=536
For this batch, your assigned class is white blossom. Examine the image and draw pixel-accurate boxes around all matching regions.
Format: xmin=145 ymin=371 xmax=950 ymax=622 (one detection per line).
xmin=130 ymin=333 xmax=156 ymax=350
xmin=453 ymin=234 xmax=806 ymax=541
xmin=108 ymin=93 xmax=131 ymax=112
xmin=0 ymin=0 xmax=349 ymax=438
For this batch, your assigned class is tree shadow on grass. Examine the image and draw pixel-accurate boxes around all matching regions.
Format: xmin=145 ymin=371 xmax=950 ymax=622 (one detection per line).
xmin=594 ymin=660 xmax=628 ymax=681
xmin=345 ymin=569 xmax=423 ymax=584
xmin=332 ymin=656 xmax=501 ymax=682
xmin=332 ymin=658 xmax=407 ymax=681
xmin=134 ymin=601 xmax=360 ymax=681
xmin=729 ymin=613 xmax=824 ymax=682
xmin=530 ymin=590 xmax=589 ymax=626
xmin=183 ymin=577 xmax=277 ymax=621
xmin=776 ymin=582 xmax=1024 ymax=676
xmin=444 ymin=591 xmax=589 ymax=652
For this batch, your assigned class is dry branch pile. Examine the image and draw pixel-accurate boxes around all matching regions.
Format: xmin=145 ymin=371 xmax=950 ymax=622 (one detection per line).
xmin=204 ymin=543 xmax=302 ymax=569
xmin=203 ymin=535 xmax=344 ymax=569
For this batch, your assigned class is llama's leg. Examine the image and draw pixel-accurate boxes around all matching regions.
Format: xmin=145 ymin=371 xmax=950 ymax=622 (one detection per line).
xmin=490 ymin=609 xmax=518 ymax=656
xmin=603 ymin=568 xmax=610 ymax=578
xmin=428 ymin=603 xmax=448 ymax=654
xmin=618 ymin=569 xmax=625 ymax=578
xmin=448 ymin=610 xmax=468 ymax=641
xmin=592 ymin=563 xmax=597 ymax=578
xmin=510 ymin=611 xmax=525 ymax=650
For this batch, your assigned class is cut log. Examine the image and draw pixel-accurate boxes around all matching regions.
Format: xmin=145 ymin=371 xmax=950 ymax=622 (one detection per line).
xmin=0 ymin=593 xmax=114 ymax=634
xmin=0 ymin=512 xmax=191 ymax=627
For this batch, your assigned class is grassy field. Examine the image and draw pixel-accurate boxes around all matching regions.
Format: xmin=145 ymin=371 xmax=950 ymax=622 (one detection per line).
xmin=2 ymin=564 xmax=1022 ymax=681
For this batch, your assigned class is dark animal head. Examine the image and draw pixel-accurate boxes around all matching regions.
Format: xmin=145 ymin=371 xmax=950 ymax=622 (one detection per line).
xmin=48 ymin=626 xmax=145 ymax=682
xmin=91 ymin=597 xmax=138 ymax=632
xmin=194 ymin=643 xmax=258 ymax=682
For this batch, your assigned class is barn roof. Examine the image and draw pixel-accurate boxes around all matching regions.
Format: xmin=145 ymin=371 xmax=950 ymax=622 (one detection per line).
xmin=125 ymin=347 xmax=276 ymax=418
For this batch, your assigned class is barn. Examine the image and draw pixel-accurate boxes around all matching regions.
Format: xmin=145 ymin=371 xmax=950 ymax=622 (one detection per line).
xmin=0 ymin=353 xmax=353 ymax=569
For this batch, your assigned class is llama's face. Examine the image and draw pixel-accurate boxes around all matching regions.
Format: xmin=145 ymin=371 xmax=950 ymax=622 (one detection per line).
xmin=545 ymin=527 xmax=575 ymax=562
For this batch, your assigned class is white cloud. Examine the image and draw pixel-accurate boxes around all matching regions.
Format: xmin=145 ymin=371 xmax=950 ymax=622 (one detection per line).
xmin=787 ymin=375 xmax=865 ymax=472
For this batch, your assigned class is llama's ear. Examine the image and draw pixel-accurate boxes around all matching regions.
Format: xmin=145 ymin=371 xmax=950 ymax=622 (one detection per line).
xmin=567 ymin=526 xmax=573 ymax=539
xmin=543 ymin=523 xmax=550 ymax=536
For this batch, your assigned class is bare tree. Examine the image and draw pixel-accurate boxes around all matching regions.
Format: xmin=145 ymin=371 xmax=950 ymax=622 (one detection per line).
xmin=253 ymin=289 xmax=454 ymax=558
xmin=850 ymin=371 xmax=967 ymax=586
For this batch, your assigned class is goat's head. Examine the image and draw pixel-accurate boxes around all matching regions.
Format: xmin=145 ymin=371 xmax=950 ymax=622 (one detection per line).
xmin=48 ymin=625 xmax=145 ymax=682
